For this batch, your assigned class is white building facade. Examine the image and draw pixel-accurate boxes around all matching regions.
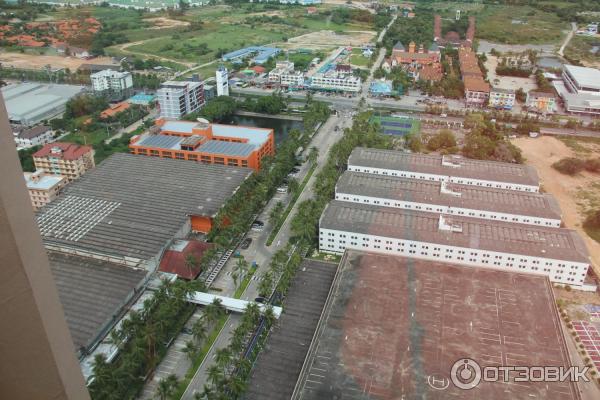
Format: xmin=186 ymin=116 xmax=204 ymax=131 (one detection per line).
xmin=14 ymin=125 xmax=54 ymax=149
xmin=319 ymin=202 xmax=590 ymax=287
xmin=216 ymin=66 xmax=229 ymax=97
xmin=310 ymin=74 xmax=361 ymax=92
xmin=347 ymin=150 xmax=540 ymax=193
xmin=157 ymin=81 xmax=205 ymax=119
xmin=91 ymin=70 xmax=133 ymax=94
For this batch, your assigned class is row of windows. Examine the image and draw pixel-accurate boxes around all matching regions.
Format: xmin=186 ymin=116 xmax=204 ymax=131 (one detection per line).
xmin=320 ymin=231 xmax=587 ymax=284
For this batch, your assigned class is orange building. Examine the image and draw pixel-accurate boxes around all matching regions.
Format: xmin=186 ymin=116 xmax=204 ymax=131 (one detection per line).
xmin=129 ymin=119 xmax=275 ymax=171
xmin=100 ymin=102 xmax=130 ymax=119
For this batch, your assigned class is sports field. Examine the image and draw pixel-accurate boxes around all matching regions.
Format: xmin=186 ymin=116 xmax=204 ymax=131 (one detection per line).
xmin=371 ymin=115 xmax=420 ymax=137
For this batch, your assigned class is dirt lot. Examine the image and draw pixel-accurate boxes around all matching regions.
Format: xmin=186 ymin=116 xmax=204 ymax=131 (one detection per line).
xmin=512 ymin=136 xmax=600 ymax=276
xmin=145 ymin=17 xmax=190 ymax=30
xmin=485 ymin=55 xmax=537 ymax=92
xmin=0 ymin=51 xmax=117 ymax=70
xmin=285 ymin=30 xmax=375 ymax=49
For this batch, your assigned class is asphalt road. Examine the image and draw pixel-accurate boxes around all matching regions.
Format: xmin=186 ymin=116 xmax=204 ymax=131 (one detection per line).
xmin=180 ymin=113 xmax=347 ymax=399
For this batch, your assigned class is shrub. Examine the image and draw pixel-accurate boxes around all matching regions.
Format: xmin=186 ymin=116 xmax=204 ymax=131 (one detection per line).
xmin=583 ymin=210 xmax=600 ymax=230
xmin=584 ymin=158 xmax=600 ymax=173
xmin=427 ymin=129 xmax=457 ymax=152
xmin=552 ymin=158 xmax=585 ymax=175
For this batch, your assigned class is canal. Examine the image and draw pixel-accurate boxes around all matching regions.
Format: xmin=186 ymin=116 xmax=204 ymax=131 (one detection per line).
xmin=228 ymin=114 xmax=304 ymax=146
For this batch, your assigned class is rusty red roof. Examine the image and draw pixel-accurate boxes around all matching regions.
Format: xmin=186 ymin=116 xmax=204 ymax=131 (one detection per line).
xmin=33 ymin=142 xmax=93 ymax=161
xmin=158 ymin=240 xmax=213 ymax=280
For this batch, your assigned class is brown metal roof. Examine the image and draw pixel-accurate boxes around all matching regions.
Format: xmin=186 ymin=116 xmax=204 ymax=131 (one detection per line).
xmin=348 ymin=148 xmax=540 ymax=187
xmin=320 ymin=201 xmax=589 ymax=264
xmin=335 ymin=171 xmax=562 ymax=220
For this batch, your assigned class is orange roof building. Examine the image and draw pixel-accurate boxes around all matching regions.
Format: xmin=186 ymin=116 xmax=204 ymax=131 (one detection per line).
xmin=33 ymin=142 xmax=95 ymax=182
xmin=129 ymin=119 xmax=275 ymax=172
xmin=100 ymin=102 xmax=131 ymax=119
xmin=459 ymin=48 xmax=490 ymax=106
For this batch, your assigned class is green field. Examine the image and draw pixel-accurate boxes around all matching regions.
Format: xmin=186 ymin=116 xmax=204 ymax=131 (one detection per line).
xmin=565 ymin=35 xmax=600 ymax=66
xmin=349 ymin=48 xmax=371 ymax=67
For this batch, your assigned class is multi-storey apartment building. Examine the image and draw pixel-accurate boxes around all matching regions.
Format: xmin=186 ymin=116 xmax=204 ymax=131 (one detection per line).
xmin=33 ymin=142 xmax=95 ymax=182
xmin=459 ymin=48 xmax=490 ymax=107
xmin=309 ymin=72 xmax=361 ymax=92
xmin=335 ymin=171 xmax=562 ymax=227
xmin=157 ymin=80 xmax=205 ymax=119
xmin=489 ymin=87 xmax=515 ymax=110
xmin=347 ymin=147 xmax=540 ymax=192
xmin=23 ymin=169 xmax=66 ymax=210
xmin=216 ymin=66 xmax=229 ymax=96
xmin=14 ymin=125 xmax=54 ymax=149
xmin=129 ymin=119 xmax=275 ymax=171
xmin=319 ymin=200 xmax=591 ymax=288
xmin=90 ymin=69 xmax=133 ymax=99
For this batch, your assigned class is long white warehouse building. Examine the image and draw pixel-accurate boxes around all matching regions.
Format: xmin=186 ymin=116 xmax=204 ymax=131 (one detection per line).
xmin=348 ymin=148 xmax=540 ymax=192
xmin=319 ymin=201 xmax=591 ymax=288
xmin=335 ymin=171 xmax=562 ymax=227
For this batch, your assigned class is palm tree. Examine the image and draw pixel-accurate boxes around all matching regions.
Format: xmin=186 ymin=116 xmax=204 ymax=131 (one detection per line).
xmin=185 ymin=253 xmax=200 ymax=277
xmin=156 ymin=374 xmax=179 ymax=400
xmin=308 ymin=146 xmax=319 ymax=164
xmin=215 ymin=347 xmax=232 ymax=375
xmin=233 ymin=257 xmax=248 ymax=290
xmin=183 ymin=340 xmax=198 ymax=362
xmin=263 ymin=306 xmax=276 ymax=328
xmin=207 ymin=364 xmax=224 ymax=388
xmin=258 ymin=271 xmax=273 ymax=298
xmin=192 ymin=319 xmax=207 ymax=345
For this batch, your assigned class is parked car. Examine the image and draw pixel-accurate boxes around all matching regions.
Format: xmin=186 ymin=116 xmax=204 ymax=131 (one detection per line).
xmin=240 ymin=238 xmax=252 ymax=249
xmin=251 ymin=220 xmax=264 ymax=231
xmin=291 ymin=167 xmax=300 ymax=173
xmin=254 ymin=297 xmax=266 ymax=304
xmin=277 ymin=186 xmax=288 ymax=194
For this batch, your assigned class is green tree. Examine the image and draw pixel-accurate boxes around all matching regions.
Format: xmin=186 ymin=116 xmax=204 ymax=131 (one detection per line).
xmin=183 ymin=340 xmax=198 ymax=362
xmin=157 ymin=374 xmax=179 ymax=400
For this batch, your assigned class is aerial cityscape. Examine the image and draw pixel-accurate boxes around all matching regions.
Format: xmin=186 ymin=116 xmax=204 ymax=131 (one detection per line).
xmin=1 ymin=0 xmax=600 ymax=399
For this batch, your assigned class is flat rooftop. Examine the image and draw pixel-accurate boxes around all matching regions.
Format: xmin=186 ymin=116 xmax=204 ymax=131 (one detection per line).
xmin=336 ymin=171 xmax=562 ymax=220
xmin=295 ymin=250 xmax=579 ymax=400
xmin=48 ymin=251 xmax=147 ymax=352
xmin=564 ymin=64 xmax=600 ymax=90
xmin=246 ymin=260 xmax=338 ymax=400
xmin=36 ymin=153 xmax=251 ymax=261
xmin=320 ymin=200 xmax=589 ymax=263
xmin=1 ymin=82 xmax=85 ymax=124
xmin=348 ymin=147 xmax=539 ymax=188
xmin=159 ymin=120 xmax=272 ymax=147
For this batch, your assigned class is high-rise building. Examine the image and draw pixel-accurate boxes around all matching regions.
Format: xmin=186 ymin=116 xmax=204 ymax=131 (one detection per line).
xmin=33 ymin=142 xmax=95 ymax=182
xmin=90 ymin=69 xmax=133 ymax=100
xmin=216 ymin=66 xmax=229 ymax=96
xmin=157 ymin=80 xmax=205 ymax=119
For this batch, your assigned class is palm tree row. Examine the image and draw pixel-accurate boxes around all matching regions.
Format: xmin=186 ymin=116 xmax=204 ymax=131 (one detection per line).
xmin=198 ymin=303 xmax=276 ymax=400
xmin=89 ymin=279 xmax=205 ymax=400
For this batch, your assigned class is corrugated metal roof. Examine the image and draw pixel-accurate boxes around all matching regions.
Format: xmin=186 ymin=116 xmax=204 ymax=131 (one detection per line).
xmin=138 ymin=135 xmax=182 ymax=149
xmin=212 ymin=124 xmax=270 ymax=146
xmin=198 ymin=140 xmax=255 ymax=157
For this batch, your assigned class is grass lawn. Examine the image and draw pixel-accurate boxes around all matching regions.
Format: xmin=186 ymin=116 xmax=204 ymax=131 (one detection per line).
xmin=564 ymin=35 xmax=600 ymax=66
xmin=125 ymin=24 xmax=289 ymax=64
xmin=349 ymin=48 xmax=371 ymax=67
xmin=476 ymin=5 xmax=568 ymax=44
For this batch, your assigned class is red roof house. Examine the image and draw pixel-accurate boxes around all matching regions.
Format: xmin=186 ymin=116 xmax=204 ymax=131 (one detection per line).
xmin=33 ymin=142 xmax=93 ymax=161
xmin=158 ymin=240 xmax=213 ymax=280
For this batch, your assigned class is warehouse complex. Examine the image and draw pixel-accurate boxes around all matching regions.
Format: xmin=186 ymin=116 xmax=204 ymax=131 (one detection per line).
xmin=129 ymin=119 xmax=275 ymax=171
xmin=348 ymin=147 xmax=540 ymax=192
xmin=553 ymin=64 xmax=600 ymax=115
xmin=37 ymin=153 xmax=251 ymax=268
xmin=1 ymin=82 xmax=85 ymax=126
xmin=335 ymin=171 xmax=562 ymax=227
xmin=293 ymin=250 xmax=579 ymax=400
xmin=318 ymin=147 xmax=593 ymax=289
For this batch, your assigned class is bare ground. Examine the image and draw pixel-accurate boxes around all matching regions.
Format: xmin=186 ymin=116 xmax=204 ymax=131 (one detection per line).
xmin=284 ymin=30 xmax=375 ymax=49
xmin=484 ymin=55 xmax=537 ymax=92
xmin=0 ymin=52 xmax=117 ymax=70
xmin=145 ymin=17 xmax=190 ymax=30
xmin=512 ymin=136 xmax=600 ymax=276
